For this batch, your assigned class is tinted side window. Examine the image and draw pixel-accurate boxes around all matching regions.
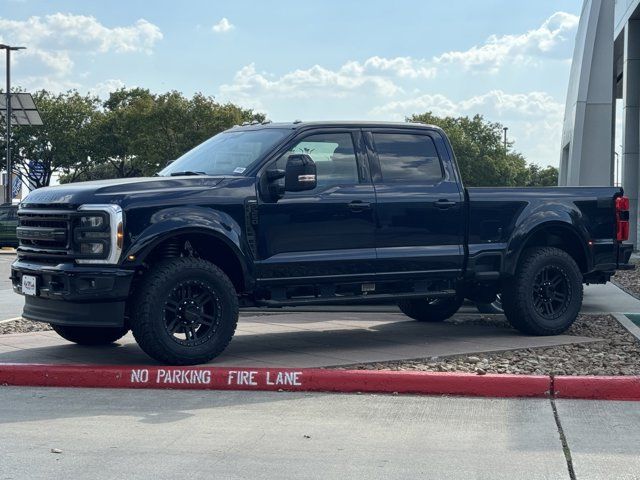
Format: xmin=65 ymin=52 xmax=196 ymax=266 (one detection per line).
xmin=373 ymin=133 xmax=443 ymax=183
xmin=275 ymin=133 xmax=359 ymax=193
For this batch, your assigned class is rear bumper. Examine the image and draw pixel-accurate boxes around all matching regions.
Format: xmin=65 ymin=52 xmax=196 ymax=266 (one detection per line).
xmin=11 ymin=259 xmax=134 ymax=327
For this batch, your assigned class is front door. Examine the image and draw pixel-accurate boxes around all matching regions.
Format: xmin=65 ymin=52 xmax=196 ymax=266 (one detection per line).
xmin=255 ymin=129 xmax=377 ymax=285
xmin=365 ymin=128 xmax=465 ymax=280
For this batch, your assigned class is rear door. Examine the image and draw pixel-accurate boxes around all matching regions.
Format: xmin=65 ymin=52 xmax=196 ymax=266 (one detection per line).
xmin=365 ymin=128 xmax=465 ymax=280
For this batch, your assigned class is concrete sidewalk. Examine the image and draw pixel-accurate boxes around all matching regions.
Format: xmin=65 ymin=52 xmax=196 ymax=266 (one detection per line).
xmin=0 ymin=311 xmax=602 ymax=367
xmin=1 ymin=387 xmax=638 ymax=479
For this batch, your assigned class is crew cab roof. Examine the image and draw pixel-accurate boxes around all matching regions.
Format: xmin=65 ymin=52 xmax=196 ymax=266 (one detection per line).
xmin=226 ymin=120 xmax=442 ymax=132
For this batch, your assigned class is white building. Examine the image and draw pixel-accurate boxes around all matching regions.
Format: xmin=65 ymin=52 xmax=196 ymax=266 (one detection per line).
xmin=560 ymin=0 xmax=640 ymax=245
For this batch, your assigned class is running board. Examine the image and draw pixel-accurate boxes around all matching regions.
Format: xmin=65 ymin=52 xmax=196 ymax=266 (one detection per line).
xmin=256 ymin=290 xmax=457 ymax=307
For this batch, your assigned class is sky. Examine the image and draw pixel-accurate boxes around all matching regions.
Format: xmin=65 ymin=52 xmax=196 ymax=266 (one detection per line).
xmin=0 ymin=0 xmax=584 ymax=167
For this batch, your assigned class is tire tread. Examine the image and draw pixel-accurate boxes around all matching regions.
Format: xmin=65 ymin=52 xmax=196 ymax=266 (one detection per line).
xmin=502 ymin=247 xmax=582 ymax=336
xmin=130 ymin=257 xmax=238 ymax=365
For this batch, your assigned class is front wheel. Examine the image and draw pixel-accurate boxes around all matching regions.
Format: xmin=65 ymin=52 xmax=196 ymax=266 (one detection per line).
xmin=130 ymin=257 xmax=239 ymax=365
xmin=51 ymin=325 xmax=129 ymax=345
xmin=398 ymin=296 xmax=463 ymax=322
xmin=502 ymin=247 xmax=583 ymax=336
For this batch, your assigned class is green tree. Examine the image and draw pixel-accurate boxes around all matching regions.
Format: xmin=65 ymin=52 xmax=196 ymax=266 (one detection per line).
xmin=524 ymin=164 xmax=559 ymax=186
xmin=407 ymin=112 xmax=557 ymax=187
xmin=83 ymin=88 xmax=265 ymax=180
xmin=1 ymin=90 xmax=99 ymax=189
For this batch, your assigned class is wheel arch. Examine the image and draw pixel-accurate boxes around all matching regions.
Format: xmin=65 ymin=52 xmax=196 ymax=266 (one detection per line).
xmin=505 ymin=221 xmax=590 ymax=276
xmin=122 ymin=207 xmax=253 ymax=293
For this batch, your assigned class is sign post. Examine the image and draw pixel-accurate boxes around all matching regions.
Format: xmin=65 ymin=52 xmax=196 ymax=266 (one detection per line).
xmin=0 ymin=44 xmax=42 ymax=203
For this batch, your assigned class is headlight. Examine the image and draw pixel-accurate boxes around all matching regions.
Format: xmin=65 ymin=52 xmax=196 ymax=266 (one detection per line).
xmin=80 ymin=215 xmax=104 ymax=229
xmin=80 ymin=242 xmax=105 ymax=255
xmin=75 ymin=205 xmax=123 ymax=265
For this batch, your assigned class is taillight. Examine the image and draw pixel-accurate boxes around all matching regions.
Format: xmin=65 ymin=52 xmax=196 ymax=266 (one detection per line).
xmin=616 ymin=196 xmax=630 ymax=242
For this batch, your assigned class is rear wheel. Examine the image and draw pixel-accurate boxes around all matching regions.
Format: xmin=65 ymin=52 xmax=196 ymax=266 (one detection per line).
xmin=397 ymin=296 xmax=463 ymax=322
xmin=51 ymin=325 xmax=129 ymax=345
xmin=130 ymin=257 xmax=238 ymax=365
xmin=502 ymin=247 xmax=582 ymax=335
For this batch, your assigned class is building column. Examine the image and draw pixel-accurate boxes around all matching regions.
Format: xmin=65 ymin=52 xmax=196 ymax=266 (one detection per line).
xmin=622 ymin=20 xmax=640 ymax=246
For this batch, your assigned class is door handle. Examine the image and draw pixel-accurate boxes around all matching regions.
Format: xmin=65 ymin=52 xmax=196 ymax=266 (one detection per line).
xmin=348 ymin=201 xmax=371 ymax=212
xmin=434 ymin=199 xmax=457 ymax=209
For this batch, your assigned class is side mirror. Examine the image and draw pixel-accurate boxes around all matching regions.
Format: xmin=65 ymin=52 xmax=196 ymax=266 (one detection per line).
xmin=285 ymin=154 xmax=317 ymax=192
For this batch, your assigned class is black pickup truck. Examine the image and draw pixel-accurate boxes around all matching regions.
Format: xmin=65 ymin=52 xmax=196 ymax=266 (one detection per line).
xmin=11 ymin=121 xmax=634 ymax=364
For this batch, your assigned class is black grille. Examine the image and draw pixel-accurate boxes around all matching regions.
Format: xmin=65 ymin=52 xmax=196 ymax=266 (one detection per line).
xmin=17 ymin=209 xmax=74 ymax=259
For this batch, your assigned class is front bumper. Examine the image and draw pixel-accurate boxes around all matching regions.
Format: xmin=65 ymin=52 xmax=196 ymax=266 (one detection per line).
xmin=11 ymin=259 xmax=134 ymax=327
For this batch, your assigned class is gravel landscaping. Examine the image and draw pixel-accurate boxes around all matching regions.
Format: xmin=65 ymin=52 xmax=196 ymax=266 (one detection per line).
xmin=347 ymin=314 xmax=640 ymax=376
xmin=0 ymin=318 xmax=51 ymax=335
xmin=612 ymin=258 xmax=640 ymax=298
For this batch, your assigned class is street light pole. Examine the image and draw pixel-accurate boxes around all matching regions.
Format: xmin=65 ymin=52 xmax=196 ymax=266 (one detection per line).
xmin=503 ymin=127 xmax=509 ymax=151
xmin=0 ymin=44 xmax=25 ymax=204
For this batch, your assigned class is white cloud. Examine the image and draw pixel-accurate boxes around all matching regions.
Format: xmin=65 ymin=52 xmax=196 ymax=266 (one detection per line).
xmin=0 ymin=13 xmax=162 ymax=93
xmin=434 ymin=11 xmax=579 ymax=72
xmin=221 ymin=62 xmax=402 ymax=103
xmin=362 ymin=56 xmax=436 ymax=79
xmin=20 ymin=75 xmax=82 ymax=93
xmin=371 ymin=90 xmax=564 ymax=166
xmin=219 ymin=56 xmax=441 ymax=104
xmin=212 ymin=17 xmax=235 ymax=33
xmin=88 ymin=79 xmax=127 ymax=98
xmin=0 ymin=14 xmax=163 ymax=54
xmin=219 ymin=10 xmax=577 ymax=109
xmin=371 ymin=90 xmax=563 ymax=120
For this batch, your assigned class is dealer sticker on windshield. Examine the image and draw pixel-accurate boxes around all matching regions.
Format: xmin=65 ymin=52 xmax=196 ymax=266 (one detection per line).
xmin=233 ymin=167 xmax=246 ymax=174
xmin=22 ymin=275 xmax=37 ymax=296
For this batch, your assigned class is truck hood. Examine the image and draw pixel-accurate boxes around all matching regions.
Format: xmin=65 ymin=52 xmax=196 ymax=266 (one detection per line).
xmin=21 ymin=176 xmax=226 ymax=207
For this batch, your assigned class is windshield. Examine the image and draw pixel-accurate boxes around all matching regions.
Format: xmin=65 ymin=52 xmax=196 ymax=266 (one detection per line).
xmin=158 ymin=128 xmax=290 ymax=176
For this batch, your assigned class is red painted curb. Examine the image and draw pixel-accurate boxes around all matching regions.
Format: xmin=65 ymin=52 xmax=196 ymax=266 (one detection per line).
xmin=554 ymin=375 xmax=640 ymax=401
xmin=0 ymin=364 xmax=551 ymax=398
xmin=4 ymin=364 xmax=640 ymax=400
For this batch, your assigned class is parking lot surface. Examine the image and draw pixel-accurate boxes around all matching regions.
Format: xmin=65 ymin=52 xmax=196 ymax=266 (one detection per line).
xmin=1 ymin=387 xmax=639 ymax=480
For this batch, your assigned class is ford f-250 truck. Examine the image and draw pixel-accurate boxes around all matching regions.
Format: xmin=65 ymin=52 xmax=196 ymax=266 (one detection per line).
xmin=11 ymin=121 xmax=634 ymax=365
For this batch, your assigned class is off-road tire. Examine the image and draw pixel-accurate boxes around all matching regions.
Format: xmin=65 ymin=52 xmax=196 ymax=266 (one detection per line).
xmin=51 ymin=325 xmax=129 ymax=345
xmin=502 ymin=247 xmax=583 ymax=336
xmin=397 ymin=296 xmax=464 ymax=322
xmin=130 ymin=257 xmax=238 ymax=365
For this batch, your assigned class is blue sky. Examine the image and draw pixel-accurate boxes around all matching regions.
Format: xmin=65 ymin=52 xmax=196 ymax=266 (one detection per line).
xmin=1 ymin=0 xmax=583 ymax=167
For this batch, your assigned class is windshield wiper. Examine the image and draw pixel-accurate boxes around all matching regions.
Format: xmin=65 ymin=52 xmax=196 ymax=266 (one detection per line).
xmin=168 ymin=171 xmax=207 ymax=177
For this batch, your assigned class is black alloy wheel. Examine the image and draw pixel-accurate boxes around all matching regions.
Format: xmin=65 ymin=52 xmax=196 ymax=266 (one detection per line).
xmin=532 ymin=265 xmax=571 ymax=319
xmin=163 ymin=280 xmax=223 ymax=347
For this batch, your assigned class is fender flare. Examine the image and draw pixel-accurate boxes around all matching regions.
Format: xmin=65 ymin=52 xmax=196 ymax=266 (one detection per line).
xmin=122 ymin=206 xmax=252 ymax=287
xmin=504 ymin=219 xmax=591 ymax=276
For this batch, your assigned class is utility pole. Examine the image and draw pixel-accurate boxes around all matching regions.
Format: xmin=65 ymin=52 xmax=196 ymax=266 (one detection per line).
xmin=0 ymin=44 xmax=26 ymax=204
xmin=503 ymin=127 xmax=508 ymax=151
